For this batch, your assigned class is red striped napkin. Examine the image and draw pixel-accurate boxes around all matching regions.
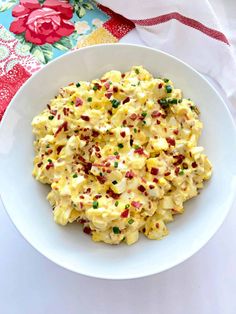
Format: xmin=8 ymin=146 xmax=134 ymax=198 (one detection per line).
xmin=99 ymin=0 xmax=236 ymax=107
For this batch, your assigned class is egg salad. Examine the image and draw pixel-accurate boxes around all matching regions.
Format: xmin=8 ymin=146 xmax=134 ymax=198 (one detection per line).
xmin=32 ymin=66 xmax=212 ymax=245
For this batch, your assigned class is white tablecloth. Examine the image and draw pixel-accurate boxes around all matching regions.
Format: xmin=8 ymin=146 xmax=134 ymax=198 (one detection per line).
xmin=1 ymin=1 xmax=235 ymax=313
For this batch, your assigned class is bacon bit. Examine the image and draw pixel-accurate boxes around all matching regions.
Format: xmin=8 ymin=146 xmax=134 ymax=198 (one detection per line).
xmin=95 ymin=194 xmax=102 ymax=199
xmin=75 ymin=98 xmax=83 ymax=107
xmin=153 ymin=178 xmax=159 ymax=183
xmin=46 ymin=163 xmax=54 ymax=170
xmin=150 ymin=167 xmax=159 ymax=175
xmin=149 ymin=185 xmax=155 ymax=189
xmin=138 ymin=185 xmax=146 ymax=192
xmin=97 ymin=175 xmax=107 ymax=184
xmin=166 ymin=137 xmax=175 ymax=146
xmin=55 ymin=121 xmax=68 ymax=136
xmin=142 ymin=228 xmax=146 ymax=233
xmin=130 ymin=113 xmax=137 ymax=121
xmin=47 ymin=104 xmax=51 ymax=110
xmin=107 ymin=188 xmax=120 ymax=199
xmin=121 ymin=73 xmax=125 ymax=78
xmin=105 ymin=162 xmax=111 ymax=167
xmin=156 ymin=120 xmax=161 ymax=125
xmin=56 ymin=145 xmax=64 ymax=154
xmin=92 ymin=130 xmax=99 ymax=137
xmin=94 ymin=83 xmax=102 ymax=90
xmin=47 ymin=149 xmax=53 ymax=154
xmin=108 ymin=109 xmax=112 ymax=115
xmin=151 ymin=111 xmax=162 ymax=118
xmin=116 ymin=155 xmax=120 ymax=160
xmin=144 ymin=192 xmax=148 ymax=196
xmin=175 ymin=167 xmax=180 ymax=175
xmin=85 ymin=188 xmax=91 ymax=193
xmin=50 ymin=109 xmax=57 ymax=116
xmin=123 ymin=97 xmax=130 ymax=104
xmin=121 ymin=209 xmax=129 ymax=218
xmin=105 ymin=92 xmax=112 ymax=99
xmin=134 ymin=147 xmax=144 ymax=155
xmin=81 ymin=115 xmax=90 ymax=121
xmin=113 ymin=86 xmax=118 ymax=93
xmin=80 ymin=195 xmax=85 ymax=199
xmin=120 ymin=131 xmax=126 ymax=138
xmin=57 ymin=114 xmax=61 ymax=120
xmin=37 ymin=162 xmax=43 ymax=168
xmin=131 ymin=201 xmax=142 ymax=209
xmin=140 ymin=178 xmax=146 ymax=184
xmin=104 ymin=81 xmax=110 ymax=90
xmin=125 ymin=170 xmax=135 ymax=179
xmin=156 ymin=223 xmax=160 ymax=228
xmin=63 ymin=107 xmax=69 ymax=116
xmin=79 ymin=218 xmax=87 ymax=224
xmin=107 ymin=169 xmax=112 ymax=173
xmin=96 ymin=153 xmax=101 ymax=158
xmin=101 ymin=78 xmax=108 ymax=83
xmin=192 ymin=161 xmax=198 ymax=168
xmin=173 ymin=154 xmax=185 ymax=166
xmin=173 ymin=129 xmax=179 ymax=135
xmin=164 ymin=172 xmax=171 ymax=176
xmin=83 ymin=226 xmax=91 ymax=235
xmin=78 ymin=155 xmax=86 ymax=162
xmin=83 ymin=162 xmax=92 ymax=174
xmin=95 ymin=146 xmax=100 ymax=152
xmin=158 ymin=83 xmax=163 ymax=89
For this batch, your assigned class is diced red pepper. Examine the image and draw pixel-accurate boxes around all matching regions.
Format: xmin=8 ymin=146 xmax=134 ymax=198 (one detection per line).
xmin=105 ymin=92 xmax=112 ymax=99
xmin=151 ymin=111 xmax=162 ymax=118
xmin=192 ymin=161 xmax=198 ymax=168
xmin=81 ymin=115 xmax=90 ymax=121
xmin=120 ymin=131 xmax=126 ymax=138
xmin=125 ymin=170 xmax=135 ymax=179
xmin=121 ymin=209 xmax=129 ymax=218
xmin=150 ymin=167 xmax=159 ymax=175
xmin=138 ymin=185 xmax=146 ymax=192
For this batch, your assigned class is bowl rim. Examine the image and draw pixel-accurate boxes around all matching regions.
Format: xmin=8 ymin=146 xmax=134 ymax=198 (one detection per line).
xmin=1 ymin=43 xmax=236 ymax=280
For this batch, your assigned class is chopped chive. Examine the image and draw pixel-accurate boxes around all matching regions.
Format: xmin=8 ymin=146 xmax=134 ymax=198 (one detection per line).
xmin=99 ymin=172 xmax=103 ymax=176
xmin=134 ymin=128 xmax=137 ymax=133
xmin=115 ymin=201 xmax=119 ymax=207
xmin=118 ymin=143 xmax=124 ymax=149
xmin=46 ymin=144 xmax=50 ymax=148
xmin=47 ymin=159 xmax=52 ymax=163
xmin=76 ymin=82 xmax=81 ymax=87
xmin=112 ymin=180 xmax=118 ymax=185
xmin=72 ymin=174 xmax=78 ymax=178
xmin=134 ymin=145 xmax=140 ymax=149
xmin=163 ymin=78 xmax=169 ymax=83
xmin=87 ymin=97 xmax=92 ymax=102
xmin=142 ymin=120 xmax=146 ymax=125
xmin=165 ymin=85 xmax=172 ymax=93
xmin=125 ymin=204 xmax=130 ymax=209
xmin=178 ymin=99 xmax=182 ymax=103
xmin=168 ymin=98 xmax=178 ymax=104
xmin=128 ymin=218 xmax=134 ymax=224
xmin=141 ymin=112 xmax=147 ymax=117
xmin=113 ymin=226 xmax=120 ymax=234
xmin=135 ymin=68 xmax=140 ymax=74
xmin=114 ymin=151 xmax=119 ymax=156
xmin=179 ymin=170 xmax=185 ymax=175
xmin=111 ymin=99 xmax=120 ymax=108
xmin=114 ymin=161 xmax=118 ymax=168
xmin=48 ymin=115 xmax=54 ymax=120
xmin=93 ymin=85 xmax=99 ymax=91
xmin=159 ymin=98 xmax=169 ymax=109
xmin=93 ymin=201 xmax=99 ymax=209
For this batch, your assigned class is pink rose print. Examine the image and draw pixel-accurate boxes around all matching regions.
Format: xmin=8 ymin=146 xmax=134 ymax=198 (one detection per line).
xmin=10 ymin=0 xmax=75 ymax=45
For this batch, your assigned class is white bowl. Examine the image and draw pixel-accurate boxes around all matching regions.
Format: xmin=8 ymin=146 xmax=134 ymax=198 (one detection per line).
xmin=0 ymin=44 xmax=236 ymax=279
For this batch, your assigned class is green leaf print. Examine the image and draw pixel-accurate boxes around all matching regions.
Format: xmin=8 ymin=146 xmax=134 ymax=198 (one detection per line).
xmin=0 ymin=0 xmax=17 ymax=12
xmin=30 ymin=45 xmax=53 ymax=64
xmin=52 ymin=37 xmax=73 ymax=51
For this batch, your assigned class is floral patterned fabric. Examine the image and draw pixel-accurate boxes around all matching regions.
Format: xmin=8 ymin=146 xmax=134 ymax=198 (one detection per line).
xmin=0 ymin=0 xmax=134 ymax=120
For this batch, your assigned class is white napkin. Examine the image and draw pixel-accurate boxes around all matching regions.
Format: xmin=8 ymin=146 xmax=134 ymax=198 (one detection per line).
xmin=99 ymin=0 xmax=236 ymax=108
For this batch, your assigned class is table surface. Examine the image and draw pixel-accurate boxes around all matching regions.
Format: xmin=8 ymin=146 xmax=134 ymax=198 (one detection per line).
xmin=1 ymin=1 xmax=236 ymax=313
